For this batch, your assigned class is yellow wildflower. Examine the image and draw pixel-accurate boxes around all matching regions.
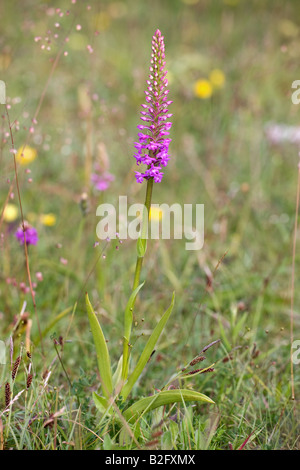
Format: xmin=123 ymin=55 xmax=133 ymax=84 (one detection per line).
xmin=16 ymin=145 xmax=37 ymax=165
xmin=149 ymin=207 xmax=163 ymax=221
xmin=2 ymin=203 xmax=18 ymax=222
xmin=209 ymin=69 xmax=225 ymax=89
xmin=194 ymin=79 xmax=213 ymax=99
xmin=40 ymin=213 xmax=57 ymax=227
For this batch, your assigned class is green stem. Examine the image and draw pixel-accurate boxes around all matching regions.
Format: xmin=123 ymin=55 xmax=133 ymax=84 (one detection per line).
xmin=132 ymin=177 xmax=153 ymax=290
xmin=122 ymin=177 xmax=154 ymax=382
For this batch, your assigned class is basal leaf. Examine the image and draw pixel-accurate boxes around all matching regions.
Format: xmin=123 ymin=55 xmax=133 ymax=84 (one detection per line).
xmin=123 ymin=389 xmax=214 ymax=423
xmin=122 ymin=282 xmax=145 ymax=381
xmin=86 ymin=293 xmax=113 ymax=399
xmin=93 ymin=392 xmax=110 ymax=414
xmin=121 ymin=292 xmax=175 ymax=401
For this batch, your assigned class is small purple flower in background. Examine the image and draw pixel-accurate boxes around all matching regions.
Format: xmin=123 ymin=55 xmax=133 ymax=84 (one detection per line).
xmin=265 ymin=122 xmax=300 ymax=145
xmin=91 ymin=170 xmax=115 ymax=191
xmin=91 ymin=142 xmax=115 ymax=191
xmin=134 ymin=29 xmax=172 ymax=183
xmin=15 ymin=224 xmax=38 ymax=246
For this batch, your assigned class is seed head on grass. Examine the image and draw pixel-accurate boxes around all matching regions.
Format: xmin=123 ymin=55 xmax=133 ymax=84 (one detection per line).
xmin=5 ymin=382 xmax=11 ymax=408
xmin=26 ymin=373 xmax=33 ymax=390
xmin=12 ymin=356 xmax=21 ymax=381
xmin=189 ymin=355 xmax=206 ymax=366
xmin=186 ymin=367 xmax=215 ymax=376
xmin=134 ymin=29 xmax=172 ymax=184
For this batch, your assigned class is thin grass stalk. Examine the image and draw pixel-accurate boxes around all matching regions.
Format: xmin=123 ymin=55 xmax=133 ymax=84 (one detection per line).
xmin=5 ymin=108 xmax=44 ymax=356
xmin=290 ymin=158 xmax=300 ymax=400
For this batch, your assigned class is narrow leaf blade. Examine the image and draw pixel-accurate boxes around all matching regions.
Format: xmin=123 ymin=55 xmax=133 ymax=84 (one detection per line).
xmin=93 ymin=392 xmax=110 ymax=414
xmin=122 ymin=282 xmax=145 ymax=381
xmin=121 ymin=292 xmax=175 ymax=400
xmin=123 ymin=389 xmax=214 ymax=423
xmin=86 ymin=293 xmax=113 ymax=399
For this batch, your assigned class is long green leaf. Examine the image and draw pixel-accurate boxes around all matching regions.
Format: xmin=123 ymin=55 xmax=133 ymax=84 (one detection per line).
xmin=122 ymin=282 xmax=145 ymax=381
xmin=121 ymin=292 xmax=175 ymax=401
xmin=123 ymin=389 xmax=214 ymax=423
xmin=93 ymin=392 xmax=111 ymax=414
xmin=113 ymin=355 xmax=124 ymax=389
xmin=86 ymin=293 xmax=113 ymax=399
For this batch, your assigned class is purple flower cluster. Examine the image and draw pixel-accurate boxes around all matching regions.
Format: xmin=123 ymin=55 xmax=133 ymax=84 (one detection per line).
xmin=91 ymin=171 xmax=114 ymax=191
xmin=134 ymin=29 xmax=172 ymax=183
xmin=15 ymin=225 xmax=38 ymax=246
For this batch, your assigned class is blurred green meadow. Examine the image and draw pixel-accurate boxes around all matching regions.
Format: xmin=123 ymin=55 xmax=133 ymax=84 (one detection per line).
xmin=0 ymin=0 xmax=299 ymax=450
